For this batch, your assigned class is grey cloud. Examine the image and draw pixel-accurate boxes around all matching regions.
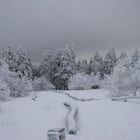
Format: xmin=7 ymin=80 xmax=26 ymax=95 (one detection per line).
xmin=0 ymin=0 xmax=140 ymax=63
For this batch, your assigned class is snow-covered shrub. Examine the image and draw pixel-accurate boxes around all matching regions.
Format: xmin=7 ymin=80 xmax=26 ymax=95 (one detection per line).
xmin=0 ymin=63 xmax=32 ymax=97
xmin=106 ymin=58 xmax=131 ymax=96
xmin=105 ymin=55 xmax=140 ymax=97
xmin=105 ymin=67 xmax=131 ymax=96
xmin=68 ymin=73 xmax=92 ymax=90
xmin=33 ymin=77 xmax=54 ymax=91
xmin=130 ymin=60 xmax=140 ymax=95
xmin=9 ymin=77 xmax=33 ymax=97
xmin=0 ymin=79 xmax=10 ymax=101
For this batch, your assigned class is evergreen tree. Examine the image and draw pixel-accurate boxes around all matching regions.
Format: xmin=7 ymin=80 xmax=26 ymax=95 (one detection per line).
xmin=87 ymin=58 xmax=93 ymax=75
xmin=118 ymin=52 xmax=130 ymax=69
xmin=39 ymin=47 xmax=76 ymax=90
xmin=53 ymin=47 xmax=76 ymax=89
xmin=131 ymin=49 xmax=140 ymax=68
xmin=32 ymin=65 xmax=40 ymax=79
xmin=76 ymin=60 xmax=82 ymax=73
xmin=93 ymin=52 xmax=103 ymax=76
xmin=104 ymin=48 xmax=117 ymax=75
xmin=80 ymin=59 xmax=88 ymax=73
xmin=39 ymin=50 xmax=56 ymax=83
xmin=87 ymin=52 xmax=104 ymax=78
xmin=12 ymin=48 xmax=33 ymax=80
xmin=3 ymin=46 xmax=15 ymax=71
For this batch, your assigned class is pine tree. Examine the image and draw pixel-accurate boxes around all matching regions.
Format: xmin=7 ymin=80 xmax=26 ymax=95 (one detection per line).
xmin=76 ymin=60 xmax=82 ymax=73
xmin=53 ymin=47 xmax=76 ymax=89
xmin=104 ymin=48 xmax=117 ymax=75
xmin=131 ymin=49 xmax=140 ymax=68
xmin=3 ymin=46 xmax=15 ymax=71
xmin=12 ymin=48 xmax=33 ymax=80
xmin=80 ymin=59 xmax=88 ymax=73
xmin=39 ymin=50 xmax=56 ymax=83
xmin=87 ymin=58 xmax=93 ymax=75
xmin=87 ymin=52 xmax=104 ymax=78
xmin=32 ymin=65 xmax=40 ymax=79
xmin=39 ymin=47 xmax=76 ymax=89
xmin=118 ymin=52 xmax=130 ymax=69
xmin=93 ymin=52 xmax=103 ymax=76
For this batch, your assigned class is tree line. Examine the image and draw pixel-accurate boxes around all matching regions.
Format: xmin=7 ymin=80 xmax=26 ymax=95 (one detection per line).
xmin=0 ymin=46 xmax=140 ymax=101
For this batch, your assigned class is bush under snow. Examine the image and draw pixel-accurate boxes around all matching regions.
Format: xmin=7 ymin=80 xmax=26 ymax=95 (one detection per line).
xmin=0 ymin=79 xmax=10 ymax=101
xmin=105 ymin=56 xmax=140 ymax=97
xmin=33 ymin=77 xmax=55 ymax=91
xmin=0 ymin=63 xmax=33 ymax=98
xmin=68 ymin=73 xmax=92 ymax=90
xmin=9 ymin=77 xmax=33 ymax=97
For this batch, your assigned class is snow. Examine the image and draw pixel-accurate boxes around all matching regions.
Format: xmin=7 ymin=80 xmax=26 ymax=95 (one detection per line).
xmin=0 ymin=89 xmax=140 ymax=140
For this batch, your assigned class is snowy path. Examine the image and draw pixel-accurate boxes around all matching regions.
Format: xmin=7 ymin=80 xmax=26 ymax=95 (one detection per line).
xmin=0 ymin=89 xmax=140 ymax=140
xmin=64 ymin=102 xmax=78 ymax=134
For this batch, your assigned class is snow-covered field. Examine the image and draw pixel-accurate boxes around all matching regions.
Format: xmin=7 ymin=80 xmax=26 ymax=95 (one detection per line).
xmin=0 ymin=89 xmax=140 ymax=140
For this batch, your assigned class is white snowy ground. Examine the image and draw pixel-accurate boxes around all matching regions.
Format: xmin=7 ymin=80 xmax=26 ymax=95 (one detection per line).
xmin=0 ymin=89 xmax=140 ymax=140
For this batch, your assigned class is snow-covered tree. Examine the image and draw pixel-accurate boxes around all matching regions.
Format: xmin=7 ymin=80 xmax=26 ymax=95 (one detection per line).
xmin=3 ymin=46 xmax=15 ymax=71
xmin=39 ymin=50 xmax=56 ymax=81
xmin=104 ymin=48 xmax=117 ymax=75
xmin=0 ymin=62 xmax=12 ymax=82
xmin=32 ymin=64 xmax=40 ymax=79
xmin=104 ymin=56 xmax=130 ymax=96
xmin=80 ymin=59 xmax=88 ymax=73
xmin=11 ymin=77 xmax=32 ymax=97
xmin=86 ymin=58 xmax=93 ymax=74
xmin=88 ymin=52 xmax=104 ymax=78
xmin=117 ymin=53 xmax=130 ymax=69
xmin=0 ymin=62 xmax=32 ymax=98
xmin=130 ymin=59 xmax=140 ymax=95
xmin=131 ymin=49 xmax=140 ymax=68
xmin=53 ymin=47 xmax=76 ymax=89
xmin=12 ymin=48 xmax=33 ymax=80
xmin=39 ymin=47 xmax=76 ymax=90
xmin=105 ymin=55 xmax=140 ymax=97
xmin=76 ymin=60 xmax=82 ymax=73
xmin=0 ymin=79 xmax=10 ymax=101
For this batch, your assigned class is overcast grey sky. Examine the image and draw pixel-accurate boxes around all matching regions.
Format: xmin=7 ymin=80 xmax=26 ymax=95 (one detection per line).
xmin=0 ymin=0 xmax=140 ymax=63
